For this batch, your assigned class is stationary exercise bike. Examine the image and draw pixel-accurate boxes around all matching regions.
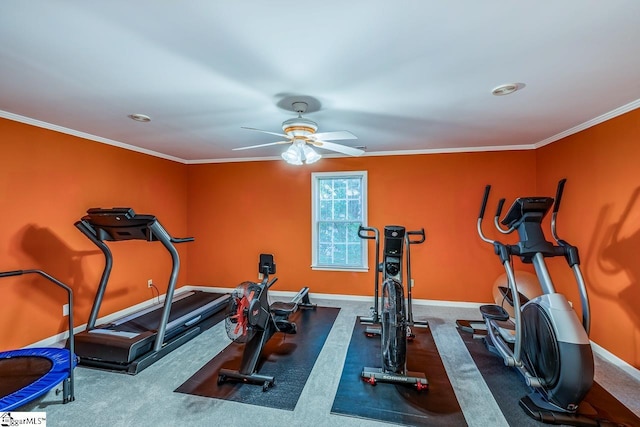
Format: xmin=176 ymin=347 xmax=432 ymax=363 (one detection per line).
xmin=468 ymin=180 xmax=595 ymax=424
xmin=358 ymin=225 xmax=428 ymax=337
xmin=359 ymin=225 xmax=428 ymax=390
xmin=217 ymin=254 xmax=314 ymax=391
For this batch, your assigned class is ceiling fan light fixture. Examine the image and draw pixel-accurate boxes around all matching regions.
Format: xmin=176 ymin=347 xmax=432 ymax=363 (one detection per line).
xmin=281 ymin=145 xmax=303 ymax=165
xmin=302 ymin=145 xmax=322 ymax=164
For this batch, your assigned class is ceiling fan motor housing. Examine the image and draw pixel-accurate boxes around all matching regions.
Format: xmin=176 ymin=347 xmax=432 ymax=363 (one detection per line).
xmin=282 ymin=117 xmax=318 ymax=137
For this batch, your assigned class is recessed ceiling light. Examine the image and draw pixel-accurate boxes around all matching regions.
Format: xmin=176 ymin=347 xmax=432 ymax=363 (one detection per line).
xmin=128 ymin=113 xmax=151 ymax=122
xmin=491 ymin=83 xmax=524 ymax=96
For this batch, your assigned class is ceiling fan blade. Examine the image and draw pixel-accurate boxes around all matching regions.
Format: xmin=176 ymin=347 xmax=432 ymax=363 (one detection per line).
xmin=310 ymin=140 xmax=365 ymax=156
xmin=232 ymin=141 xmax=291 ymax=151
xmin=241 ymin=126 xmax=290 ymax=139
xmin=311 ymin=130 xmax=358 ymax=141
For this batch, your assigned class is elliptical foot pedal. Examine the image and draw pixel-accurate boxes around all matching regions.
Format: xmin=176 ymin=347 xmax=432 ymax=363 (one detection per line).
xmin=519 ymin=394 xmax=600 ymax=426
xmin=480 ymin=304 xmax=510 ymax=321
xmin=455 ymin=319 xmax=488 ymax=337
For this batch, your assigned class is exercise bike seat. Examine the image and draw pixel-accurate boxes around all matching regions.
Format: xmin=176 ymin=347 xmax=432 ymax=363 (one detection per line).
xmin=270 ymin=301 xmax=297 ymax=317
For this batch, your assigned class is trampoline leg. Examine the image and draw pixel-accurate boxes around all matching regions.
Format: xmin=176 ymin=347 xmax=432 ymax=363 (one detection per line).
xmin=62 ymin=378 xmax=74 ymax=404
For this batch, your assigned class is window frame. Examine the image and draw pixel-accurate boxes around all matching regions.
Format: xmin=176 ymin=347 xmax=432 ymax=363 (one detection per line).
xmin=311 ymin=170 xmax=368 ymax=272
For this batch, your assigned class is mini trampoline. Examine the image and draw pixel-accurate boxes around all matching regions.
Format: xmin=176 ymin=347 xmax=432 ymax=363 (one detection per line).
xmin=0 ymin=270 xmax=77 ymax=411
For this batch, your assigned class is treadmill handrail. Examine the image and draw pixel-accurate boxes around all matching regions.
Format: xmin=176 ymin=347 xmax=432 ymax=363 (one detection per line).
xmin=76 ymin=207 xmax=192 ymax=354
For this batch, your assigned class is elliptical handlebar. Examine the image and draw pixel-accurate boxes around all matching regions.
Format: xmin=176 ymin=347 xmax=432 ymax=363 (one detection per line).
xmin=493 ymin=198 xmax=514 ymax=235
xmin=553 ymin=178 xmax=567 ymax=214
xmin=495 ymin=198 xmax=506 ymax=218
xmin=551 ymin=178 xmax=567 ymax=243
xmin=477 ymin=186 xmax=495 ymax=244
xmin=479 ymin=185 xmax=491 ymax=219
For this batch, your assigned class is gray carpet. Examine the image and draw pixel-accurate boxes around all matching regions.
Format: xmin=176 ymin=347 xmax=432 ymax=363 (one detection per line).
xmin=16 ymin=298 xmax=640 ymax=427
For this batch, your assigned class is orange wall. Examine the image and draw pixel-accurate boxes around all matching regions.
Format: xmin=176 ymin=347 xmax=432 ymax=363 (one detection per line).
xmin=186 ymin=151 xmax=537 ymax=303
xmin=536 ymin=107 xmax=640 ymax=368
xmin=0 ymin=118 xmax=189 ymax=351
xmin=3 ymin=107 xmax=639 ymax=370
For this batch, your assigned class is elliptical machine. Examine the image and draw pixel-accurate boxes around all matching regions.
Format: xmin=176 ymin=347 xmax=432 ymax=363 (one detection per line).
xmin=359 ymin=225 xmax=428 ymax=390
xmin=217 ymin=254 xmax=315 ymax=391
xmin=471 ymin=179 xmax=594 ymax=423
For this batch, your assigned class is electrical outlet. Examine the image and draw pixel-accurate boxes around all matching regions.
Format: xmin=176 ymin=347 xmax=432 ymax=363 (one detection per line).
xmin=147 ymin=279 xmax=153 ymax=288
xmin=63 ymin=304 xmax=69 ymax=317
xmin=410 ymin=278 xmax=415 ymax=288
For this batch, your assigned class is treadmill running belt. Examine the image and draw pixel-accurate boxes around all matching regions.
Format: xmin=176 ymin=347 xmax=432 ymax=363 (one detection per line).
xmin=116 ymin=292 xmax=225 ymax=333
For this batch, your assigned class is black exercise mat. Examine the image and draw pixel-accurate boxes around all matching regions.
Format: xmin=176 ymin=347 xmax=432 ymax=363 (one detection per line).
xmin=458 ymin=328 xmax=640 ymax=427
xmin=175 ymin=306 xmax=339 ymax=411
xmin=331 ymin=320 xmax=467 ymax=426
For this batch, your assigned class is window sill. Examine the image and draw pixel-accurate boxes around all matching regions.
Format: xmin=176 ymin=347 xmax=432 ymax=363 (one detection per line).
xmin=311 ymin=265 xmax=369 ymax=272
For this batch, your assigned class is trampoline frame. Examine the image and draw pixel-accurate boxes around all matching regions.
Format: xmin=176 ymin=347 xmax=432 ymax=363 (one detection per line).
xmin=0 ymin=269 xmax=76 ymax=411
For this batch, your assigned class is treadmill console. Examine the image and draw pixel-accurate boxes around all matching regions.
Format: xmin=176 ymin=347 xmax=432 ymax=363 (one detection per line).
xmin=81 ymin=207 xmax=158 ymax=241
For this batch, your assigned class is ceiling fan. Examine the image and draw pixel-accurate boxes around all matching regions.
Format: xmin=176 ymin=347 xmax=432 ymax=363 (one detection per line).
xmin=234 ymin=101 xmax=364 ymax=164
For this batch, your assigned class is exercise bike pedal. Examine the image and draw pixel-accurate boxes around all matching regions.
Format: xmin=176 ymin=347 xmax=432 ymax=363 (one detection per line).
xmin=415 ymin=381 xmax=428 ymax=392
xmin=363 ymin=375 xmax=377 ymax=386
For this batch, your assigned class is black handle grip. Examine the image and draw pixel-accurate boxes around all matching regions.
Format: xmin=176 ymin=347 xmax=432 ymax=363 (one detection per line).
xmin=495 ymin=198 xmax=506 ymax=218
xmin=357 ymin=225 xmax=378 ymax=239
xmin=266 ymin=277 xmax=279 ymax=289
xmin=479 ymin=185 xmax=491 ymax=219
xmin=407 ymin=228 xmax=426 ymax=244
xmin=553 ymin=178 xmax=567 ymax=214
xmin=0 ymin=270 xmax=24 ymax=278
xmin=171 ymin=237 xmax=195 ymax=243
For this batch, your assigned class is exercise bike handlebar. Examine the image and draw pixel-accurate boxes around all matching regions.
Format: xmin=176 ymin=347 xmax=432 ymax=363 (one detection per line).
xmin=406 ymin=228 xmax=426 ymax=244
xmin=266 ymin=277 xmax=278 ymax=289
xmin=357 ymin=225 xmax=379 ymax=240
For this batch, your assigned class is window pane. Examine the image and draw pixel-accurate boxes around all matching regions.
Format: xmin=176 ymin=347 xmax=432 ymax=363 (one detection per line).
xmin=319 ymin=200 xmax=333 ymax=220
xmin=347 ymin=243 xmax=362 ymax=265
xmin=333 ymin=199 xmax=347 ymax=220
xmin=333 ymin=243 xmax=346 ymax=264
xmin=347 ymin=199 xmax=361 ymax=220
xmin=319 ymin=181 xmax=334 ymax=200
xmin=334 ymin=179 xmax=347 ymax=199
xmin=318 ymin=243 xmax=332 ymax=264
xmin=333 ymin=222 xmax=347 ymax=241
xmin=347 ymin=178 xmax=361 ymax=198
xmin=346 ymin=222 xmax=361 ymax=242
xmin=318 ymin=223 xmax=333 ymax=243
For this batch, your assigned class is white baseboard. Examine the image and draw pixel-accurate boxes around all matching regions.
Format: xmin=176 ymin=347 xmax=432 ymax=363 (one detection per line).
xmin=25 ymin=285 xmax=640 ymax=384
xmin=590 ymin=341 xmax=640 ymax=382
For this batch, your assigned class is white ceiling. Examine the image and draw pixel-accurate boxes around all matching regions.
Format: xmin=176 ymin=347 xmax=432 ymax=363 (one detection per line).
xmin=1 ymin=1 xmax=640 ymax=163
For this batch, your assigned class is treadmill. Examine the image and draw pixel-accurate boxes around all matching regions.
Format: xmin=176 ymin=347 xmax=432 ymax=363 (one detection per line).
xmin=72 ymin=207 xmax=229 ymax=374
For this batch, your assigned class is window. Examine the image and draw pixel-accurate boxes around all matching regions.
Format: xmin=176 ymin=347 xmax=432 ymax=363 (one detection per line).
xmin=311 ymin=171 xmax=368 ymax=271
